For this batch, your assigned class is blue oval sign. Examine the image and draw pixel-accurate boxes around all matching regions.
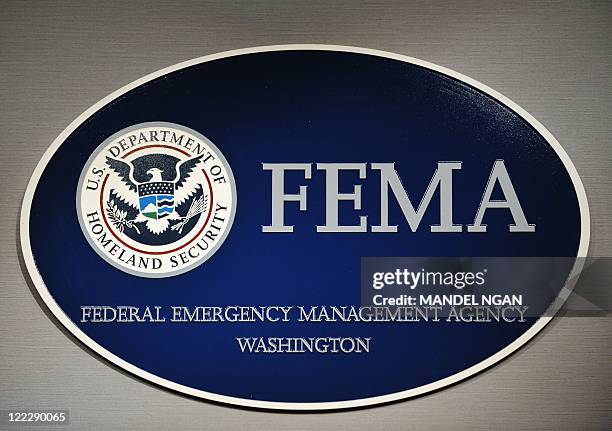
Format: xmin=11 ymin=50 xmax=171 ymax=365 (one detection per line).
xmin=21 ymin=45 xmax=589 ymax=410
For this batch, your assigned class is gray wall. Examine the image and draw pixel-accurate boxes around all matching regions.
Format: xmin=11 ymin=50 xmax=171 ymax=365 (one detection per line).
xmin=1 ymin=0 xmax=610 ymax=429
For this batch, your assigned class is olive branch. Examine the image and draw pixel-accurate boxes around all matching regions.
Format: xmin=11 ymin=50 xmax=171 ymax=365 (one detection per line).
xmin=106 ymin=199 xmax=141 ymax=234
xmin=171 ymin=195 xmax=208 ymax=234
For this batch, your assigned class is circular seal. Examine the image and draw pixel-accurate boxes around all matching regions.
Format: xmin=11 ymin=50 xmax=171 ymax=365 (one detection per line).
xmin=77 ymin=122 xmax=236 ymax=277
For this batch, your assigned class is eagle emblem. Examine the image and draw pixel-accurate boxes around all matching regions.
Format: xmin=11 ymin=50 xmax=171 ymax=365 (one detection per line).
xmin=105 ymin=154 xmax=208 ymax=236
xmin=78 ymin=123 xmax=235 ymax=277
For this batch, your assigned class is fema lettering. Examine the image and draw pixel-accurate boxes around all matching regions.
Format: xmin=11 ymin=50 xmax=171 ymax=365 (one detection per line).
xmin=262 ymin=161 xmax=535 ymax=233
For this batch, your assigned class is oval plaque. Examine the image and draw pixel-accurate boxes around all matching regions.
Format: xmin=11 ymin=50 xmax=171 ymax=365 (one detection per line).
xmin=21 ymin=45 xmax=589 ymax=410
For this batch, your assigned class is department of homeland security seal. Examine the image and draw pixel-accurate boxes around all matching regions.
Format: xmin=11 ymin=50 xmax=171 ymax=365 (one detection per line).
xmin=77 ymin=122 xmax=236 ymax=277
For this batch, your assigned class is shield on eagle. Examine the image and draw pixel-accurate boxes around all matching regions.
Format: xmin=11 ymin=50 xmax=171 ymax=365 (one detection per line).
xmin=137 ymin=181 xmax=175 ymax=220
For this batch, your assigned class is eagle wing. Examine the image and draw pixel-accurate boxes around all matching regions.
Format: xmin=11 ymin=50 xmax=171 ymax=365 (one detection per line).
xmin=105 ymin=157 xmax=140 ymax=209
xmin=174 ymin=155 xmax=204 ymax=206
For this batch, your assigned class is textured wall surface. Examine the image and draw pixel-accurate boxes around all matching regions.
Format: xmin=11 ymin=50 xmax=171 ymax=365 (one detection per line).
xmin=1 ymin=1 xmax=610 ymax=429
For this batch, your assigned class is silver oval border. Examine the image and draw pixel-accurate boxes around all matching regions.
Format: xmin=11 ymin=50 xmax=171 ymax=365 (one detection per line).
xmin=20 ymin=45 xmax=591 ymax=411
xmin=75 ymin=121 xmax=238 ymax=278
